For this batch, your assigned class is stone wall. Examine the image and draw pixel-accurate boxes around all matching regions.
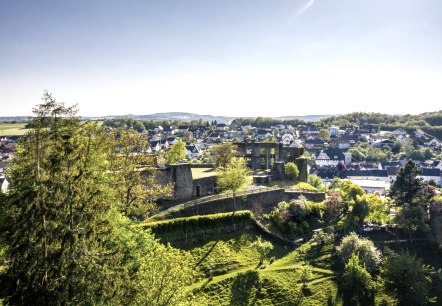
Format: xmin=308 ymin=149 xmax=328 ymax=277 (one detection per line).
xmin=193 ymin=176 xmax=216 ymax=197
xmin=167 ymin=189 xmax=325 ymax=218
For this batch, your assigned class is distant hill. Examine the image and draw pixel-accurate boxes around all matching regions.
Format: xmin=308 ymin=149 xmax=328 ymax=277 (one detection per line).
xmin=277 ymin=115 xmax=334 ymax=122
xmin=0 ymin=116 xmax=29 ymax=122
xmin=83 ymin=112 xmax=334 ymax=123
xmin=97 ymin=112 xmax=235 ymax=124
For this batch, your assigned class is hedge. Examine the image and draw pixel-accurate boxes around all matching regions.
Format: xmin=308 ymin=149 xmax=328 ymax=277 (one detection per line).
xmin=138 ymin=210 xmax=254 ymax=235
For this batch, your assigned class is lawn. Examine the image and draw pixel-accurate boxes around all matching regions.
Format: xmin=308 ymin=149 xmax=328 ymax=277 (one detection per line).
xmin=0 ymin=123 xmax=28 ymax=136
xmin=191 ymin=167 xmax=217 ymax=179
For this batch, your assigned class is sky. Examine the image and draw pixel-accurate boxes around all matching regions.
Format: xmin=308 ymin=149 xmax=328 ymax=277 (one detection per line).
xmin=1 ymin=0 xmax=442 ymax=117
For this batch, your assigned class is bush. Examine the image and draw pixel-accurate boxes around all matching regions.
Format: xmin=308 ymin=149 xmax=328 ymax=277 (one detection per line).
xmin=285 ymin=162 xmax=299 ymax=181
xmin=139 ymin=210 xmax=254 ymax=235
xmin=336 ymin=232 xmax=381 ymax=274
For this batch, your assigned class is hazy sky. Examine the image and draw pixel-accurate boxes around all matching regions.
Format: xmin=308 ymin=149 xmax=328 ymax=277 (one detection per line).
xmin=1 ymin=0 xmax=442 ymax=117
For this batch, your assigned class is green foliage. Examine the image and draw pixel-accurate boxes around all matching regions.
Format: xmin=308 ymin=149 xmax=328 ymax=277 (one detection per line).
xmin=352 ymin=194 xmax=371 ymax=225
xmin=2 ymin=93 xmax=193 ymax=305
xmin=318 ymin=129 xmax=331 ymax=141
xmin=107 ymin=129 xmax=173 ymax=218
xmin=323 ymin=191 xmax=342 ymax=223
xmin=252 ymin=236 xmax=274 ymax=263
xmin=390 ymin=161 xmax=430 ymax=207
xmin=5 ymin=93 xmax=124 ymax=304
xmin=300 ymin=264 xmax=313 ymax=286
xmin=216 ymin=157 xmax=250 ymax=212
xmin=166 ymin=139 xmax=187 ymax=164
xmin=308 ymin=174 xmax=323 ymax=189
xmin=339 ymin=254 xmax=375 ymax=305
xmin=409 ymin=149 xmax=425 ymax=161
xmin=363 ymin=194 xmax=389 ymax=224
xmin=268 ymin=200 xmax=323 ymax=237
xmin=381 ymin=250 xmax=432 ymax=306
xmin=140 ymin=211 xmax=254 ymax=235
xmin=395 ymin=205 xmax=429 ymax=233
xmin=390 ymin=161 xmax=432 ymax=233
xmin=110 ymin=214 xmax=195 ymax=305
xmin=211 ymin=142 xmax=237 ymax=169
xmin=285 ymin=162 xmax=299 ymax=181
xmin=337 ymin=232 xmax=382 ymax=274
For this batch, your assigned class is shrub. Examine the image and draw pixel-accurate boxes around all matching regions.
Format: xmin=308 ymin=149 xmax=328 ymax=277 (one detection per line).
xmin=336 ymin=232 xmax=381 ymax=273
xmin=139 ymin=210 xmax=254 ymax=235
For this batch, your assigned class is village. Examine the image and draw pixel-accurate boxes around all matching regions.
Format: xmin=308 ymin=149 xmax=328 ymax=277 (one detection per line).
xmin=2 ymin=118 xmax=442 ymax=199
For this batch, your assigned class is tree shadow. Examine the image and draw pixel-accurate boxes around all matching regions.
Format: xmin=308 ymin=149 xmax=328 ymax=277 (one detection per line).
xmin=229 ymin=270 xmax=259 ymax=306
xmin=195 ymin=241 xmax=219 ymax=267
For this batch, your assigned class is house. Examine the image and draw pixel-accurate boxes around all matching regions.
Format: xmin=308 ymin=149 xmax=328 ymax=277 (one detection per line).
xmin=150 ymin=141 xmax=162 ymax=152
xmin=162 ymin=126 xmax=175 ymax=135
xmin=372 ymin=139 xmax=395 ymax=149
xmin=315 ymin=148 xmax=346 ymax=168
xmin=343 ymin=169 xmax=390 ymax=185
xmin=301 ymin=126 xmax=319 ymax=136
xmin=418 ymin=168 xmax=441 ymax=187
xmin=207 ymin=132 xmax=220 ymax=142
xmin=370 ymin=135 xmax=391 ymax=145
xmin=216 ymin=123 xmax=229 ymax=131
xmin=177 ymin=126 xmax=190 ymax=133
xmin=348 ymin=179 xmax=388 ymax=195
xmin=385 ymin=166 xmax=399 ymax=182
xmin=186 ymin=145 xmax=201 ymax=158
xmin=379 ymin=161 xmax=402 ymax=170
xmin=392 ymin=129 xmax=407 ymax=136
xmin=304 ymin=137 xmax=327 ymax=150
xmin=426 ymin=139 xmax=441 ymax=149
xmin=414 ymin=129 xmax=425 ymax=138
xmin=271 ymin=124 xmax=286 ymax=130
xmin=280 ymin=133 xmax=296 ymax=146
xmin=332 ymin=140 xmax=351 ymax=150
xmin=395 ymin=134 xmax=408 ymax=143
xmin=340 ymin=134 xmax=359 ymax=145
xmin=328 ymin=126 xmax=340 ymax=137
xmin=256 ymin=129 xmax=273 ymax=140
xmin=0 ymin=177 xmax=9 ymax=194
xmin=166 ymin=137 xmax=179 ymax=145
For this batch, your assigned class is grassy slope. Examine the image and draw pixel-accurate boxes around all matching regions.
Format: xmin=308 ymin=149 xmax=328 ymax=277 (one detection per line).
xmin=159 ymin=227 xmax=402 ymax=305
xmin=0 ymin=123 xmax=28 ymax=136
xmin=168 ymin=229 xmax=340 ymax=305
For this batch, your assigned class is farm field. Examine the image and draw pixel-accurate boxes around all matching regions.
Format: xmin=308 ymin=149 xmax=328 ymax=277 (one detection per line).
xmin=0 ymin=123 xmax=28 ymax=136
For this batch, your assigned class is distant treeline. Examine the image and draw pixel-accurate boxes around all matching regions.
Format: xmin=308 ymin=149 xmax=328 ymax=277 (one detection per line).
xmin=99 ymin=111 xmax=442 ymax=139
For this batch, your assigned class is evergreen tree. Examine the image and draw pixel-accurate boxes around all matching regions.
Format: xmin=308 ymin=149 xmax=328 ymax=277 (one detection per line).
xmin=6 ymin=92 xmax=126 ymax=304
xmin=389 ymin=160 xmax=429 ymax=207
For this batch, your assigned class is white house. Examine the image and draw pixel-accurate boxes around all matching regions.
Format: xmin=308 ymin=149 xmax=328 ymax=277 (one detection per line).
xmin=418 ymin=168 xmax=442 ymax=187
xmin=349 ymin=179 xmax=388 ymax=195
xmin=315 ymin=148 xmax=346 ymax=168
xmin=281 ymin=133 xmax=296 ymax=146
xmin=426 ymin=139 xmax=441 ymax=149
xmin=186 ymin=145 xmax=201 ymax=158
xmin=396 ymin=134 xmax=408 ymax=143
xmin=328 ymin=126 xmax=340 ymax=137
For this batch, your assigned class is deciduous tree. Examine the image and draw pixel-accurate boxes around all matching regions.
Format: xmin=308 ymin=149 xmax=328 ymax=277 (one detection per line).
xmin=217 ymin=157 xmax=250 ymax=212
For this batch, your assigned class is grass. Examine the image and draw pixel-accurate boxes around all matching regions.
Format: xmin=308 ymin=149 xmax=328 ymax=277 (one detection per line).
xmin=191 ymin=167 xmax=217 ymax=179
xmin=261 ymin=179 xmax=319 ymax=191
xmin=0 ymin=123 xmax=28 ymax=136
xmin=179 ymin=229 xmax=340 ymax=305
xmin=149 ymin=224 xmax=411 ymax=305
